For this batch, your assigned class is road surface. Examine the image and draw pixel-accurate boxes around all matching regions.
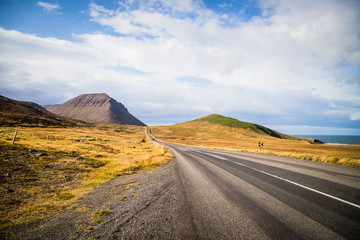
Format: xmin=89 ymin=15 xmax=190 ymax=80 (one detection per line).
xmin=147 ymin=125 xmax=360 ymax=239
xmin=8 ymin=129 xmax=360 ymax=240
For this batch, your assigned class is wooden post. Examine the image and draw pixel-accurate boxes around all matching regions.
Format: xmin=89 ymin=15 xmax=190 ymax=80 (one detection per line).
xmin=12 ymin=130 xmax=18 ymax=144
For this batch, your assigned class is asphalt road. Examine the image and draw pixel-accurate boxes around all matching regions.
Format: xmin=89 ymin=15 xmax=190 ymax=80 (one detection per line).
xmin=153 ymin=132 xmax=360 ymax=240
xmin=8 ymin=129 xmax=359 ymax=239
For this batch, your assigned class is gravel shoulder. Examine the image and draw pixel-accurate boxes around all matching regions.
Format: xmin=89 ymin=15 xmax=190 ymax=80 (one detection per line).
xmin=5 ymin=160 xmax=177 ymax=240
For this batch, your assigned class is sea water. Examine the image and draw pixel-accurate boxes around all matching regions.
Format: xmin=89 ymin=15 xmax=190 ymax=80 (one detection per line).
xmin=295 ymin=135 xmax=360 ymax=145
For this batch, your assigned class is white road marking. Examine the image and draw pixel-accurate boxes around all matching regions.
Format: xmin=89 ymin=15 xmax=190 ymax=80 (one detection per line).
xmin=194 ymin=150 xmax=228 ymax=160
xmin=195 ymin=150 xmax=360 ymax=209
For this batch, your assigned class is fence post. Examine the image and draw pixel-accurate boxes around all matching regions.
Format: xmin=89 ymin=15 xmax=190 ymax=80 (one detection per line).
xmin=12 ymin=130 xmax=18 ymax=144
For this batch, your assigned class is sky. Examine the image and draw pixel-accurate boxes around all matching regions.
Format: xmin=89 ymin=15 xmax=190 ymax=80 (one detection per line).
xmin=0 ymin=0 xmax=359 ymax=135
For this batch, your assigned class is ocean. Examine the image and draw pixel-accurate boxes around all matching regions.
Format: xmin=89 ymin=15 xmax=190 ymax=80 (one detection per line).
xmin=295 ymin=135 xmax=360 ymax=145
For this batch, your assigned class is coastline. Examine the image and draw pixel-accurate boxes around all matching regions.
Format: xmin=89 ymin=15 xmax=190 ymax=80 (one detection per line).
xmin=295 ymin=135 xmax=360 ymax=145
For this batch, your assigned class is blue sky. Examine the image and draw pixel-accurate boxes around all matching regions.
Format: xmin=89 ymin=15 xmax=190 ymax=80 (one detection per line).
xmin=0 ymin=0 xmax=359 ymax=135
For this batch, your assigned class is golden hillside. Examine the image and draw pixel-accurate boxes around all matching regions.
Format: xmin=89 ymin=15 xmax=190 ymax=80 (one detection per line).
xmin=150 ymin=115 xmax=360 ymax=167
xmin=0 ymin=124 xmax=171 ymax=229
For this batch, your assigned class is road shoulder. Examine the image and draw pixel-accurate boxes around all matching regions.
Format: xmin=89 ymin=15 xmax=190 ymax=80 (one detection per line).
xmin=5 ymin=160 xmax=176 ymax=240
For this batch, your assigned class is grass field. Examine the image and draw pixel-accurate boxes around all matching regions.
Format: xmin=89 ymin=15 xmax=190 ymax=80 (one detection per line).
xmin=0 ymin=124 xmax=171 ymax=230
xmin=150 ymin=122 xmax=360 ymax=167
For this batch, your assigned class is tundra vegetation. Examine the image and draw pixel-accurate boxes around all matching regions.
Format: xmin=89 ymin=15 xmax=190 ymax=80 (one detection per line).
xmin=150 ymin=115 xmax=360 ymax=167
xmin=0 ymin=124 xmax=171 ymax=231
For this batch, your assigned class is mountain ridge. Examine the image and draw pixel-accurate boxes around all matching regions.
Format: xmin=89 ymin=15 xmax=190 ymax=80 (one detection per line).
xmin=0 ymin=95 xmax=80 ymax=127
xmin=49 ymin=93 xmax=145 ymax=126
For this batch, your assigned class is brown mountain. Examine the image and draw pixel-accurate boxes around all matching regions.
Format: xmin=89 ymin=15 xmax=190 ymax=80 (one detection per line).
xmin=49 ymin=93 xmax=146 ymax=126
xmin=0 ymin=95 xmax=79 ymax=127
xmin=42 ymin=104 xmax=60 ymax=111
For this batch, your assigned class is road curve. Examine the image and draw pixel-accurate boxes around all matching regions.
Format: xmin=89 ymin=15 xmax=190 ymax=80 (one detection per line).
xmin=147 ymin=128 xmax=360 ymax=239
xmin=7 ymin=128 xmax=360 ymax=240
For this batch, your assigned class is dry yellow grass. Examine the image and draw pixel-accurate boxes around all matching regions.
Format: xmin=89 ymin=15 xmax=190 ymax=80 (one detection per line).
xmin=0 ymin=124 xmax=171 ymax=229
xmin=150 ymin=123 xmax=360 ymax=167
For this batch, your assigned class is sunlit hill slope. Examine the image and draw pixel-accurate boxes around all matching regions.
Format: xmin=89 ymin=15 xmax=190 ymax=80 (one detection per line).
xmin=191 ymin=114 xmax=313 ymax=141
xmin=150 ymin=114 xmax=360 ymax=167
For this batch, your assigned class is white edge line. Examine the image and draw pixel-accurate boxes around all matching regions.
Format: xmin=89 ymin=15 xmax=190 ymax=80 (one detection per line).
xmin=196 ymin=150 xmax=360 ymax=209
xmin=194 ymin=151 xmax=227 ymax=160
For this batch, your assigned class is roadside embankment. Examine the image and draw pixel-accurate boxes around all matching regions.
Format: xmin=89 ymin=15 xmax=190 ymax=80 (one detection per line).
xmin=4 ymin=160 xmax=177 ymax=239
xmin=0 ymin=124 xmax=171 ymax=235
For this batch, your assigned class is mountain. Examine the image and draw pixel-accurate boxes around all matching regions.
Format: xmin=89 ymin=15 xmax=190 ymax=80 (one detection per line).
xmin=0 ymin=95 xmax=79 ymax=127
xmin=188 ymin=114 xmax=314 ymax=142
xmin=48 ymin=93 xmax=146 ymax=126
xmin=42 ymin=104 xmax=60 ymax=111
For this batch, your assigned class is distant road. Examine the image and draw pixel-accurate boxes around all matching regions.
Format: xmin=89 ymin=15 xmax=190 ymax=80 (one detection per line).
xmin=148 ymin=128 xmax=360 ymax=239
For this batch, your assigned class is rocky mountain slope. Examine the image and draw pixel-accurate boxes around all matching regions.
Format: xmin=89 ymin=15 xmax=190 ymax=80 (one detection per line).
xmin=49 ymin=93 xmax=145 ymax=126
xmin=0 ymin=95 xmax=79 ymax=127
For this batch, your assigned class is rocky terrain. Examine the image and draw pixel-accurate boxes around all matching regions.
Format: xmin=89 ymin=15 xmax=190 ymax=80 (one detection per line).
xmin=48 ymin=93 xmax=145 ymax=126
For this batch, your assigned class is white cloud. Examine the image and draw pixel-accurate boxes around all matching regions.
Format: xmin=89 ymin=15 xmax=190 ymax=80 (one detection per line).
xmin=350 ymin=112 xmax=360 ymax=121
xmin=219 ymin=2 xmax=232 ymax=8
xmin=37 ymin=1 xmax=61 ymax=14
xmin=1 ymin=0 xmax=360 ymax=130
xmin=261 ymin=0 xmax=360 ymax=67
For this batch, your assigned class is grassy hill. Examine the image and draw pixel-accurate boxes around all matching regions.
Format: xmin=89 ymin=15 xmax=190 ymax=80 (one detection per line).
xmin=150 ymin=114 xmax=360 ymax=167
xmin=192 ymin=114 xmax=304 ymax=140
xmin=194 ymin=114 xmax=265 ymax=133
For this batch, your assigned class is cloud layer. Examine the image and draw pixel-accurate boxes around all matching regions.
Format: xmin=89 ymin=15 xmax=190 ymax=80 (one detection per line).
xmin=1 ymin=0 xmax=359 ymax=132
xmin=37 ymin=1 xmax=62 ymax=14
